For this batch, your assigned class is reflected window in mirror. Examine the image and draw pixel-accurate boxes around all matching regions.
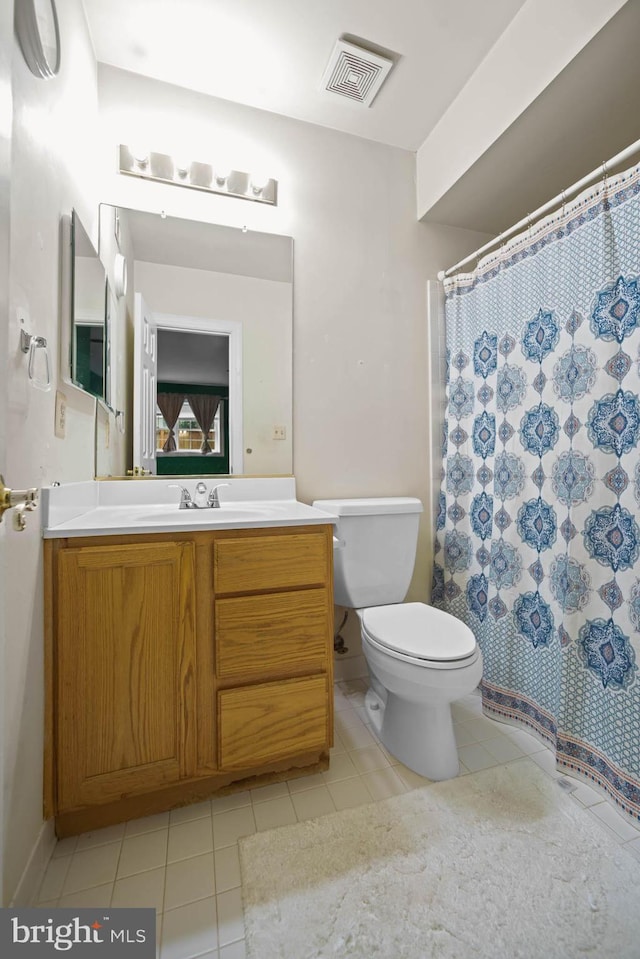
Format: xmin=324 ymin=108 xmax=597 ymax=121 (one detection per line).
xmin=156 ymin=389 xmax=229 ymax=475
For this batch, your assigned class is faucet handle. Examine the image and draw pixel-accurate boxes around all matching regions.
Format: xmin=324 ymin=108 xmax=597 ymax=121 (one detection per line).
xmin=207 ymin=483 xmax=230 ymax=507
xmin=168 ymin=484 xmax=193 ymax=508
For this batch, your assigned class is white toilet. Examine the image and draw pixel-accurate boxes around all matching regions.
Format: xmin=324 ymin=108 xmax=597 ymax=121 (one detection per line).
xmin=312 ymin=496 xmax=483 ymax=781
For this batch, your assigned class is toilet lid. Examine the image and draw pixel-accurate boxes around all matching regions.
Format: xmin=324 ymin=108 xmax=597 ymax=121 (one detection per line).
xmin=361 ymin=603 xmax=477 ymax=662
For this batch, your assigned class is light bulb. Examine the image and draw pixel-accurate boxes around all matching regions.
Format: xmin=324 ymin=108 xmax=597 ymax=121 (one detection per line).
xmin=249 ymin=171 xmax=270 ymax=194
xmin=131 ymin=145 xmax=149 ymax=167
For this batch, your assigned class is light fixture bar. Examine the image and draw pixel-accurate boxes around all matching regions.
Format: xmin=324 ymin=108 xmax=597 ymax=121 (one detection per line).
xmin=118 ymin=145 xmax=278 ymax=206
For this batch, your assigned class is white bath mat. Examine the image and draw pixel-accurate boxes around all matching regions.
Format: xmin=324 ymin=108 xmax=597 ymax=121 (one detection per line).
xmin=239 ymin=760 xmax=639 ymax=958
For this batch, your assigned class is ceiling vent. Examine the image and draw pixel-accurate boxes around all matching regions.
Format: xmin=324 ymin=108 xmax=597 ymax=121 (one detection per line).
xmin=320 ymin=39 xmax=394 ymax=107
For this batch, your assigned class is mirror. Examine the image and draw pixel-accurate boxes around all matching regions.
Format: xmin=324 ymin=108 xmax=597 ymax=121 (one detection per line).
xmin=97 ymin=205 xmax=293 ymax=477
xmin=70 ymin=210 xmax=109 ymax=404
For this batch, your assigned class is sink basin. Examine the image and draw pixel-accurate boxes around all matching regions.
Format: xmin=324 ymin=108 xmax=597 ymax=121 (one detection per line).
xmin=133 ymin=504 xmax=278 ymax=523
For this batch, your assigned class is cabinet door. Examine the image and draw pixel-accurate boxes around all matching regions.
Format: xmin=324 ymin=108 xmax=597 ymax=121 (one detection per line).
xmin=56 ymin=541 xmax=196 ymax=811
xmin=218 ymin=675 xmax=329 ymax=770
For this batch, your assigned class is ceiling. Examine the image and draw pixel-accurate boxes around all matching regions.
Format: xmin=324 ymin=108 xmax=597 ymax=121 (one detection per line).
xmin=82 ymin=0 xmax=526 ymax=152
xmin=83 ymin=1 xmax=640 ymax=234
xmin=424 ymin=0 xmax=640 ymax=234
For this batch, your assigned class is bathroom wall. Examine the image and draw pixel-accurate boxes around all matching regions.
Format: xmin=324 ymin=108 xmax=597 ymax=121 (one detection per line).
xmin=5 ymin=0 xmax=100 ymax=904
xmin=96 ymin=66 xmax=491 ymax=678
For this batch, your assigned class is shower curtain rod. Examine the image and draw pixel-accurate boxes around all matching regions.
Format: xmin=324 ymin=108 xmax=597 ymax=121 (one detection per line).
xmin=437 ymin=136 xmax=640 ymax=281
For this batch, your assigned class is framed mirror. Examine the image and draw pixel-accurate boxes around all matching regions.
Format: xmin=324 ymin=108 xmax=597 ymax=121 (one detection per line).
xmin=69 ymin=210 xmax=110 ymax=405
xmin=97 ymin=205 xmax=293 ymax=478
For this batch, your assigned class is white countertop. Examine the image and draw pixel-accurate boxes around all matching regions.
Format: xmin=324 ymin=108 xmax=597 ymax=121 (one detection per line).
xmin=41 ymin=478 xmax=337 ymax=539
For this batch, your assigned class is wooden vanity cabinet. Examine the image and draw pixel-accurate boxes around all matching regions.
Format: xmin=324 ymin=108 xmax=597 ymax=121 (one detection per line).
xmin=44 ymin=524 xmax=334 ymax=836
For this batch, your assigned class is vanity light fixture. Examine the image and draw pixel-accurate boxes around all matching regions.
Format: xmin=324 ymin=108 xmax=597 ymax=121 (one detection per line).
xmin=118 ymin=145 xmax=278 ymax=206
xmin=131 ymin=146 xmax=149 ymax=169
xmin=249 ymin=172 xmax=270 ymax=196
xmin=174 ymin=157 xmax=191 ymax=179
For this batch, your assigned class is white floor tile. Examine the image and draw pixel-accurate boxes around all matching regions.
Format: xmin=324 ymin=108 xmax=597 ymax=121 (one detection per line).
xmin=118 ymin=829 xmax=168 ymax=878
xmin=453 ymin=722 xmax=479 ymax=747
xmin=361 ymin=766 xmax=407 ymax=801
xmin=51 ymin=836 xmax=79 ymax=859
xmin=125 ymin=812 xmax=171 ymax=837
xmin=335 ymin=721 xmax=376 ymax=751
xmin=161 ymin=896 xmax=218 ymax=959
xmin=570 ymin=779 xmax=606 ymax=807
xmin=112 ymin=866 xmax=166 ymax=912
xmin=329 ymin=731 xmax=347 ymax=755
xmin=167 ymin=817 xmax=213 ymax=864
xmin=62 ymin=843 xmax=122 ymax=895
xmin=321 ymin=752 xmax=358 ymax=784
xmin=286 ymin=770 xmax=327 ymax=793
xmin=169 ymin=800 xmax=212 ymax=825
xmin=164 ymin=853 xmax=215 ymax=911
xmin=393 ymin=762 xmax=433 ymax=791
xmin=290 ymin=786 xmax=336 ymax=821
xmin=483 ymin=736 xmax=526 ymax=763
xmin=213 ymin=846 xmax=241 ymax=894
xmin=37 ymin=855 xmax=73 ymax=902
xmin=252 ymin=796 xmax=297 ymax=832
xmin=335 ymin=707 xmax=366 ymax=730
xmin=212 ymin=807 xmax=256 ymax=850
xmin=216 ymin=888 xmax=244 ymax=948
xmin=211 ymin=792 xmax=251 ymax=815
xmin=456 ymin=742 xmax=500 ymax=773
xmin=249 ymin=782 xmax=289 ymax=804
xmin=349 ymin=744 xmax=390 ymax=775
xmin=589 ymin=801 xmax=640 ymax=842
xmin=58 ymin=882 xmax=114 ymax=908
xmin=528 ymin=747 xmax=559 ymax=778
xmin=327 ymin=777 xmax=372 ymax=811
xmin=75 ymin=823 xmax=126 ymax=851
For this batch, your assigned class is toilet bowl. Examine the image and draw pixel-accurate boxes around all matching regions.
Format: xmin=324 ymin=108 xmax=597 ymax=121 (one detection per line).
xmin=312 ymin=496 xmax=483 ymax=781
xmin=358 ymin=603 xmax=482 ymax=780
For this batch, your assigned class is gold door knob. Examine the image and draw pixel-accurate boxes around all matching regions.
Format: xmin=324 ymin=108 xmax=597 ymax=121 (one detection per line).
xmin=0 ymin=475 xmax=39 ymax=523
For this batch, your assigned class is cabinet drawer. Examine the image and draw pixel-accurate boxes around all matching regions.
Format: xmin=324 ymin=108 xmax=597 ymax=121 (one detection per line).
xmin=218 ymin=676 xmax=329 ymax=770
xmin=216 ymin=589 xmax=329 ymax=681
xmin=214 ymin=533 xmax=328 ymax=593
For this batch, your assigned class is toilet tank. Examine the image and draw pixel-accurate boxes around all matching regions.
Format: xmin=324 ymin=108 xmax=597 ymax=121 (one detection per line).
xmin=311 ymin=497 xmax=423 ymax=608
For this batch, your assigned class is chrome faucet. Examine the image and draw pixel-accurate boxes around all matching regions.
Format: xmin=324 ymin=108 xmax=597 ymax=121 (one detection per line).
xmin=169 ymin=482 xmax=230 ymax=509
xmin=207 ymin=483 xmax=230 ymax=508
xmin=168 ymin=484 xmax=194 ymax=509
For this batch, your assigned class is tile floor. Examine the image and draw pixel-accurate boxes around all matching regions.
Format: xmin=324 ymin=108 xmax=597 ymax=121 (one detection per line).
xmin=34 ymin=679 xmax=640 ymax=958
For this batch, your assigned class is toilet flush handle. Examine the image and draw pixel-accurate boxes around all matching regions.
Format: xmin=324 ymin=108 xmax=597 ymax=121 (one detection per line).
xmin=332 ymin=535 xmax=345 ymax=549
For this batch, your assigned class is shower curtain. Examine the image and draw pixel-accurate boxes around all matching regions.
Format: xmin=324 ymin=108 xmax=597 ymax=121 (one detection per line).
xmin=433 ymin=160 xmax=640 ymax=823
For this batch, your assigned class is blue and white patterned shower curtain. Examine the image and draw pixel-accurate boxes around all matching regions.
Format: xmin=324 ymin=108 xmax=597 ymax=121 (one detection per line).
xmin=433 ymin=161 xmax=640 ymax=823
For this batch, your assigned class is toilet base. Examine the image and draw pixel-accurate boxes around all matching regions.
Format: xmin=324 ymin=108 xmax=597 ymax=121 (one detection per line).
xmin=365 ymin=687 xmax=459 ymax=781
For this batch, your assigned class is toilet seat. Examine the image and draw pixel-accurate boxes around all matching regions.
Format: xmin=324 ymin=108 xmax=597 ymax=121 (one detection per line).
xmin=361 ymin=603 xmax=478 ymax=669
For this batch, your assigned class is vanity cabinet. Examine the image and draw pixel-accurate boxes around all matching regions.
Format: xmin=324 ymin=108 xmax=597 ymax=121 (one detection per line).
xmin=44 ymin=524 xmax=334 ymax=836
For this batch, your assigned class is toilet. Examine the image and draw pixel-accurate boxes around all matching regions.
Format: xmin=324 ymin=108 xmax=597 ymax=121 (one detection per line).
xmin=312 ymin=497 xmax=483 ymax=780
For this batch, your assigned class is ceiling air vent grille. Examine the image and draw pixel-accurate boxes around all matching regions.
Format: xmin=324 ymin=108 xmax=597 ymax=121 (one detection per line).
xmin=321 ymin=40 xmax=393 ymax=107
